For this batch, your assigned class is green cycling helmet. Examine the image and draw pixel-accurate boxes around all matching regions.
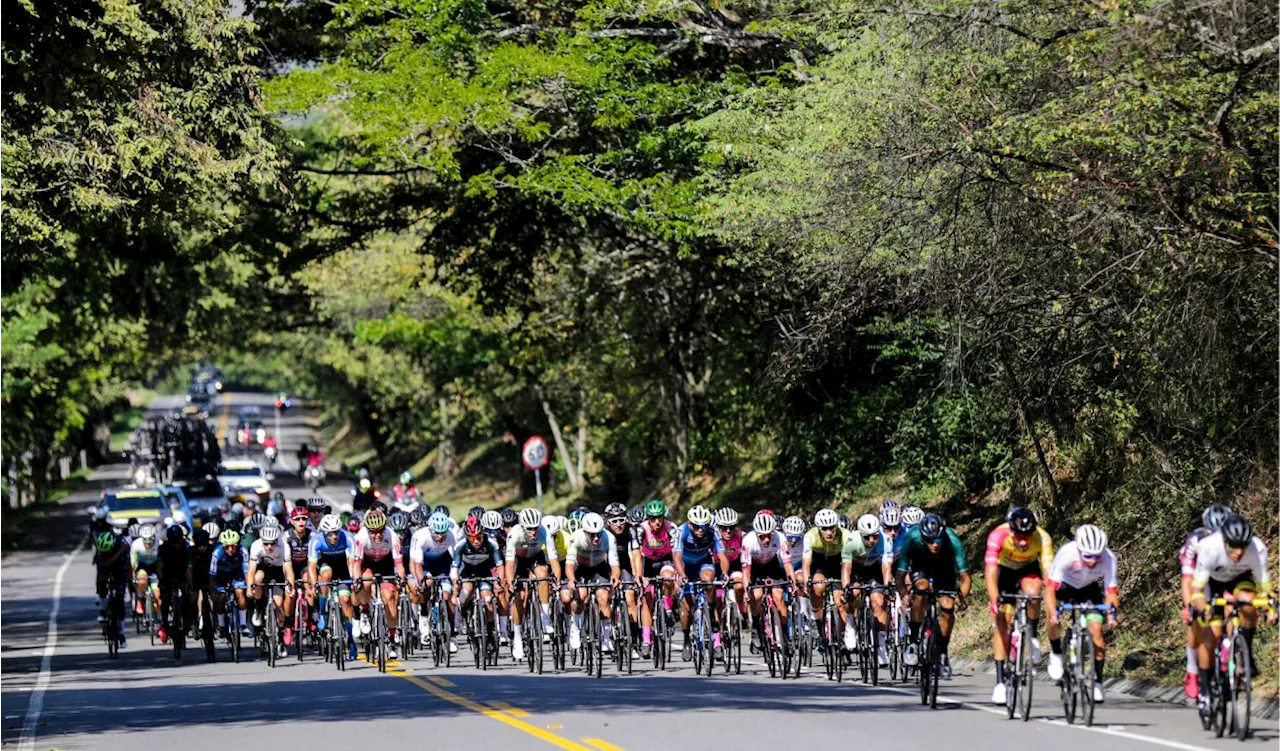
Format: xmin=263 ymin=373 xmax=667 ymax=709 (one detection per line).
xmin=95 ymin=531 xmax=116 ymax=552
xmin=644 ymin=500 xmax=667 ymax=518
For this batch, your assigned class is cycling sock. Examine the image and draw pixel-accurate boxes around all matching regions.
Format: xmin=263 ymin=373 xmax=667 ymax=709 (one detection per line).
xmin=642 ymin=626 xmax=651 ymax=644
xmin=1199 ymin=666 xmax=1211 ymax=693
xmin=1240 ymin=626 xmax=1256 ymax=656
xmin=1028 ymin=618 xmax=1039 ymax=637
xmin=908 ymin=621 xmax=920 ymax=641
xmin=1094 ymin=657 xmax=1105 ymax=682
xmin=238 ymin=608 xmax=248 ymax=628
xmin=1051 ymin=637 xmax=1063 ymax=655
xmin=498 ymin=615 xmax=509 ymax=634
xmin=995 ymin=660 xmax=1006 ymax=683
xmin=1186 ymin=645 xmax=1197 ymax=673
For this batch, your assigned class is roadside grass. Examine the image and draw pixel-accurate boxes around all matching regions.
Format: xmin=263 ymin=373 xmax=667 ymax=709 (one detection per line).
xmin=1 ymin=468 xmax=93 ymax=552
xmin=108 ymin=388 xmax=158 ymax=452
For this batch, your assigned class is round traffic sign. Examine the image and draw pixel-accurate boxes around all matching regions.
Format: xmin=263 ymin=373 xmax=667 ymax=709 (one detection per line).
xmin=522 ymin=436 xmax=549 ymax=471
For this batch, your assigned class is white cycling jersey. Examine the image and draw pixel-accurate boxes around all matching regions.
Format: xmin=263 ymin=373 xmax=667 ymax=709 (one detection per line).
xmin=130 ymin=537 xmax=160 ymax=567
xmin=566 ymin=529 xmax=619 ymax=568
xmin=249 ymin=537 xmax=291 ymax=568
xmin=353 ymin=527 xmax=402 ymax=563
xmin=1047 ymin=541 xmax=1118 ymax=593
xmin=409 ymin=527 xmax=457 ymax=564
xmin=1192 ymin=532 xmax=1270 ymax=589
xmin=741 ymin=530 xmax=789 ymax=567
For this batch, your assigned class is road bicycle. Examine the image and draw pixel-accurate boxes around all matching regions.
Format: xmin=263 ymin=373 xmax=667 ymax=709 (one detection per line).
xmin=611 ymin=581 xmax=639 ymax=675
xmin=578 ymin=580 xmax=613 ymax=678
xmin=913 ymin=584 xmax=960 ymax=710
xmin=1057 ymin=601 xmax=1113 ymax=726
xmin=816 ymin=583 xmax=843 ymax=683
xmin=317 ymin=579 xmax=353 ymax=672
xmin=682 ymin=579 xmax=723 ymax=676
xmin=750 ymin=581 xmax=791 ymax=679
xmin=1199 ymin=593 xmax=1273 ymax=740
xmin=520 ymin=575 xmax=556 ymax=674
xmin=848 ymin=580 xmax=884 ymax=686
xmin=161 ymin=579 xmax=187 ymax=660
xmin=211 ymin=582 xmax=245 ymax=663
xmin=1000 ymin=593 xmax=1042 ymax=721
xmin=291 ymin=580 xmax=312 ymax=662
xmin=459 ymin=577 xmax=501 ymax=671
xmin=421 ymin=578 xmax=452 ymax=668
xmin=103 ymin=576 xmax=125 ymax=658
xmin=644 ymin=575 xmax=676 ymax=671
xmin=721 ymin=580 xmax=744 ymax=675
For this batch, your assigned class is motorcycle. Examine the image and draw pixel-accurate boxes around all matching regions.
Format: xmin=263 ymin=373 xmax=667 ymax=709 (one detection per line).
xmin=263 ymin=445 xmax=277 ymax=469
xmin=305 ymin=463 xmax=325 ymax=490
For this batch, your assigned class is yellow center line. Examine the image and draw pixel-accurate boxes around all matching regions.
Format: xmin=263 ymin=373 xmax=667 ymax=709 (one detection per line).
xmin=582 ymin=740 xmax=627 ymax=751
xmin=215 ymin=393 xmax=231 ymax=442
xmin=488 ymin=700 xmax=531 ymax=718
xmin=425 ymin=675 xmax=456 ymax=687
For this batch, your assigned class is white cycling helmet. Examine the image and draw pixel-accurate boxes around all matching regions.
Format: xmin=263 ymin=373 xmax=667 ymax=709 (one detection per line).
xmin=713 ymin=507 xmax=739 ymax=527
xmin=752 ymin=512 xmax=776 ymax=535
xmin=171 ymin=510 xmax=188 ymax=525
xmin=259 ymin=524 xmax=281 ymax=543
xmin=203 ymin=521 xmax=221 ymax=539
xmin=543 ymin=515 xmax=563 ymax=535
xmin=856 ymin=514 xmax=881 ymax=537
xmin=782 ymin=516 xmax=806 ymax=536
xmin=428 ymin=512 xmax=452 ymax=534
xmin=481 ymin=510 xmax=503 ymax=531
xmin=139 ymin=524 xmax=156 ymax=541
xmin=318 ymin=514 xmax=342 ymax=533
xmin=687 ymin=505 xmax=713 ymax=526
xmin=1074 ymin=524 xmax=1108 ymax=556
xmin=814 ymin=508 xmax=839 ymax=529
xmin=902 ymin=505 xmax=924 ymax=526
xmin=519 ymin=507 xmax=543 ymax=530
xmin=263 ymin=515 xmax=280 ymax=528
xmin=878 ymin=501 xmax=900 ymax=527
xmin=582 ymin=512 xmax=605 ymax=534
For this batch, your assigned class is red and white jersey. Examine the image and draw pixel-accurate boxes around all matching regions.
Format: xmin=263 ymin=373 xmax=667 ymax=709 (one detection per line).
xmin=741 ymin=530 xmax=789 ymax=567
xmin=1179 ymin=527 xmax=1213 ymax=577
xmin=353 ymin=527 xmax=402 ymax=563
xmin=1048 ymin=541 xmax=1118 ymax=594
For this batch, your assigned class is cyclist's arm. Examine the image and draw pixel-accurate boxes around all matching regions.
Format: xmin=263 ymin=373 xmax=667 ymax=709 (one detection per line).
xmin=983 ymin=527 xmax=1002 ymax=611
xmin=1037 ymin=528 xmax=1055 ymax=573
xmin=958 ymin=570 xmax=973 ymax=600
xmin=392 ymin=534 xmax=406 ymax=579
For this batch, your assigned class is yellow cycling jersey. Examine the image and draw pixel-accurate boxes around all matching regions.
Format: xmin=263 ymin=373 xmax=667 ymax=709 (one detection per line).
xmin=803 ymin=526 xmax=851 ymax=560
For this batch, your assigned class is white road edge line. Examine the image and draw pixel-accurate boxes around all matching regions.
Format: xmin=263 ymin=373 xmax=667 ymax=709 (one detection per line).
xmin=18 ymin=537 xmax=87 ymax=751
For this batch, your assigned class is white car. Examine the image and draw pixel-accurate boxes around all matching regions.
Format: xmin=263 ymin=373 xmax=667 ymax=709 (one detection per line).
xmin=216 ymin=459 xmax=272 ymax=500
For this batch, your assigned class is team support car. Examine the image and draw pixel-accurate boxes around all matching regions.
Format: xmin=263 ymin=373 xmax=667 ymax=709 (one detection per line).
xmin=216 ymin=459 xmax=272 ymax=502
xmin=169 ymin=474 xmax=224 ymax=516
xmin=93 ymin=488 xmax=177 ymax=534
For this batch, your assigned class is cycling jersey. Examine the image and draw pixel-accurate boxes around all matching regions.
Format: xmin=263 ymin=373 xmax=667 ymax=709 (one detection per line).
xmin=285 ymin=527 xmax=312 ymax=569
xmin=566 ymin=529 xmax=620 ymax=569
xmin=485 ymin=528 xmax=508 ymax=563
xmin=638 ymin=520 xmax=678 ymax=561
xmin=505 ymin=526 xmax=559 ymax=562
xmin=840 ymin=533 xmax=882 ymax=567
xmin=1048 ymin=541 xmax=1118 ymax=594
xmin=1179 ymin=527 xmax=1213 ymax=578
xmin=984 ymin=523 xmax=1053 ymax=571
xmin=552 ymin=529 xmax=570 ymax=561
xmin=450 ymin=536 xmax=502 ymax=575
xmin=611 ymin=526 xmax=637 ymax=574
xmin=718 ymin=528 xmax=744 ymax=571
xmin=741 ymin=530 xmax=789 ymax=568
xmin=353 ymin=528 xmax=402 ymax=566
xmin=803 ymin=527 xmax=851 ymax=562
xmin=410 ymin=528 xmax=457 ymax=565
xmin=209 ymin=545 xmax=248 ymax=582
xmin=1192 ymin=533 xmax=1270 ymax=591
xmin=130 ymin=538 xmax=160 ymax=570
xmin=248 ymin=538 xmax=291 ymax=568
xmin=786 ymin=536 xmax=805 ymax=571
xmin=156 ymin=540 xmax=191 ymax=581
xmin=894 ymin=526 xmax=968 ymax=577
xmin=308 ymin=529 xmax=357 ymax=573
xmin=673 ymin=523 xmax=725 ymax=566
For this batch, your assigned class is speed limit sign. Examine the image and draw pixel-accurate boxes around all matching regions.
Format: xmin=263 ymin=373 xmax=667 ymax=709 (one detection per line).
xmin=522 ymin=436 xmax=549 ymax=471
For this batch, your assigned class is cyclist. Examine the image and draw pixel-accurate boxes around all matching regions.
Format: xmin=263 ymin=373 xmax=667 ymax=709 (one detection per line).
xmin=352 ymin=508 xmax=406 ymax=658
xmin=241 ymin=512 xmax=265 ymax=553
xmin=801 ymin=508 xmax=851 ymax=654
xmin=742 ymin=511 xmax=795 ymax=653
xmin=284 ymin=507 xmax=313 ymax=639
xmin=501 ymin=509 xmax=519 ymax=537
xmin=1190 ymin=513 xmax=1274 ymax=718
xmin=351 ymin=476 xmax=378 ymax=512
xmin=504 ymin=507 xmax=562 ymax=661
xmin=1044 ymin=524 xmax=1119 ymax=702
xmin=410 ymin=511 xmax=459 ymax=653
xmin=985 ymin=506 xmax=1053 ymax=703
xmin=190 ymin=526 xmax=215 ymax=638
xmin=879 ymin=500 xmax=902 ymax=547
xmin=94 ymin=531 xmax=131 ymax=647
xmin=247 ymin=522 xmax=296 ymax=654
xmin=129 ymin=524 xmax=162 ymax=618
xmin=844 ymin=514 xmax=893 ymax=665
xmin=714 ymin=508 xmax=746 ymax=622
xmin=451 ymin=516 xmax=504 ymax=650
xmin=566 ymin=512 xmax=622 ymax=652
xmin=266 ymin=491 xmax=287 ymax=524
xmin=674 ymin=505 xmax=728 ymax=661
xmin=901 ymin=505 xmax=924 ymax=530
xmin=637 ymin=500 xmax=679 ymax=659
xmin=783 ymin=516 xmax=806 ymax=577
xmin=895 ymin=513 xmax=971 ymax=681
xmin=209 ymin=529 xmax=250 ymax=638
xmin=305 ymin=497 xmax=329 ymax=530
xmin=155 ymin=525 xmax=193 ymax=644
xmin=1178 ymin=503 xmax=1230 ymax=699
xmin=393 ymin=472 xmax=421 ymax=510
xmin=480 ymin=510 xmax=511 ymax=642
xmin=307 ymin=513 xmax=361 ymax=660
xmin=603 ymin=503 xmax=641 ymax=655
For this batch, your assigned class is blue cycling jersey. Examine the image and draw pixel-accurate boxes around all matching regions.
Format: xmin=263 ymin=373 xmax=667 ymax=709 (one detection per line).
xmin=209 ymin=545 xmax=248 ymax=580
xmin=673 ymin=523 xmax=725 ymax=565
xmin=307 ymin=529 xmax=356 ymax=563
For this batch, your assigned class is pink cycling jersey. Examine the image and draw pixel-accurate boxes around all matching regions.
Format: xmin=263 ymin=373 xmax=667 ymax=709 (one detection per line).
xmin=639 ymin=520 xmax=677 ymax=560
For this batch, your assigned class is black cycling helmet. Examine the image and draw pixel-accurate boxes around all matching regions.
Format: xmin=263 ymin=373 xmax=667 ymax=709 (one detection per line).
xmin=192 ymin=528 xmax=210 ymax=545
xmin=1201 ymin=504 xmax=1232 ymax=533
xmin=409 ymin=507 xmax=429 ymax=527
xmin=1221 ymin=514 xmax=1252 ymax=548
xmin=837 ymin=514 xmax=852 ymax=531
xmin=467 ymin=505 xmax=485 ymax=520
xmin=604 ymin=502 xmax=627 ymax=519
xmin=919 ymin=513 xmax=946 ymax=542
xmin=165 ymin=525 xmax=185 ymax=543
xmin=244 ymin=512 xmax=265 ymax=533
xmin=501 ymin=508 xmax=519 ymax=527
xmin=433 ymin=504 xmax=450 ymax=517
xmin=369 ymin=500 xmax=388 ymax=515
xmin=1007 ymin=507 xmax=1037 ymax=535
xmin=628 ymin=505 xmax=644 ymax=525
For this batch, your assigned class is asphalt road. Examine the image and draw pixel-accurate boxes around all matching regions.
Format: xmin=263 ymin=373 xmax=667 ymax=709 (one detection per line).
xmin=3 ymin=392 xmax=1275 ymax=751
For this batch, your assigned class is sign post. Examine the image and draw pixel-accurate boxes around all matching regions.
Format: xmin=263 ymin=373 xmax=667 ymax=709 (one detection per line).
xmin=521 ymin=436 xmax=550 ymax=511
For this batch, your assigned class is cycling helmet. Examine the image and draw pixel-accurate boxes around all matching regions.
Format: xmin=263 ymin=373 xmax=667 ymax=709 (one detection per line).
xmin=171 ymin=510 xmax=188 ymax=526
xmin=902 ymin=505 xmax=924 ymax=526
xmin=838 ymin=514 xmax=852 ymax=531
xmin=369 ymin=500 xmax=388 ymax=515
xmin=565 ymin=517 xmax=581 ymax=535
xmin=433 ymin=504 xmax=450 ymax=517
xmin=463 ymin=517 xmax=483 ymax=538
xmin=95 ymin=531 xmax=116 ymax=552
xmin=783 ymin=515 xmax=806 ymax=536
xmin=568 ymin=508 xmax=587 ymax=524
xmin=165 ymin=525 xmax=184 ymax=543
xmin=400 ymin=471 xmax=414 ymax=485
xmin=260 ymin=524 xmax=281 ymax=543
xmin=127 ymin=522 xmax=141 ymax=539
xmin=263 ymin=515 xmax=280 ymax=528
xmin=544 ymin=515 xmax=564 ymax=536
xmin=1201 ymin=504 xmax=1232 ymax=532
xmin=1007 ymin=507 xmax=1037 ymax=535
xmin=358 ymin=477 xmax=372 ymax=491
xmin=139 ymin=524 xmax=156 ymax=541
xmin=752 ymin=512 xmax=776 ymax=535
xmin=429 ymin=512 xmax=452 ymax=534
xmin=814 ymin=508 xmax=839 ymax=529
xmin=713 ymin=507 xmax=739 ymax=527
xmin=319 ymin=514 xmax=342 ymax=534
xmin=582 ymin=512 xmax=605 ymax=534
xmin=1074 ymin=524 xmax=1107 ymax=556
xmin=247 ymin=513 xmax=266 ymax=532
xmin=273 ymin=491 xmax=285 ymax=502
xmin=409 ymin=507 xmax=428 ymax=527
xmin=203 ymin=521 xmax=220 ymax=539
xmin=345 ymin=517 xmax=361 ymax=533
xmin=519 ymin=507 xmax=543 ymax=530
xmin=467 ymin=505 xmax=485 ymax=520
xmin=481 ymin=510 xmax=502 ymax=531
xmin=192 ymin=528 xmax=210 ymax=545
xmin=856 ymin=514 xmax=881 ymax=537
xmin=219 ymin=529 xmax=241 ymax=546
xmin=364 ymin=509 xmax=388 ymax=531
xmin=1222 ymin=515 xmax=1252 ymax=548
xmin=290 ymin=506 xmax=308 ymax=520
xmin=357 ymin=467 xmax=371 ymax=479
xmin=604 ymin=502 xmax=627 ymax=519
xmin=759 ymin=508 xmax=775 ymax=516
xmin=93 ymin=506 xmax=109 ymax=521
xmin=687 ymin=505 xmax=713 ymax=527
xmin=627 ymin=505 xmax=645 ymax=525
xmin=919 ymin=513 xmax=946 ymax=542
xmin=389 ymin=511 xmax=410 ymax=532
xmin=645 ymin=500 xmax=667 ymax=518
xmin=501 ymin=509 xmax=519 ymax=527
xmin=306 ymin=497 xmax=329 ymax=511
xmin=879 ymin=501 xmax=901 ymax=527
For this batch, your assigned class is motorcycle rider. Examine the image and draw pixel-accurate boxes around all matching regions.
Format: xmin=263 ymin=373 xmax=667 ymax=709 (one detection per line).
xmin=351 ymin=471 xmax=379 ymax=512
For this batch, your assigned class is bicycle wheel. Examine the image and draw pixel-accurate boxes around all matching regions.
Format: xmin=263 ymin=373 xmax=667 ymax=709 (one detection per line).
xmin=478 ymin=602 xmax=490 ymax=672
xmin=1060 ymin=632 xmax=1077 ymax=725
xmin=918 ymin=630 xmax=933 ymax=706
xmin=927 ymin=632 xmax=941 ymax=709
xmin=147 ymin=594 xmax=156 ymax=646
xmin=295 ymin=600 xmax=307 ymax=662
xmin=1005 ymin=638 xmax=1019 ymax=720
xmin=267 ymin=608 xmax=278 ymax=668
xmin=1213 ymin=663 xmax=1229 ymax=738
xmin=592 ymin=607 xmax=604 ymax=679
xmin=832 ymin=610 xmax=845 ymax=683
xmin=377 ymin=605 xmax=389 ymax=672
xmin=867 ymin=614 xmax=879 ymax=687
xmin=653 ymin=601 xmax=667 ymax=670
xmin=331 ymin=599 xmax=346 ymax=672
xmin=430 ymin=603 xmax=444 ymax=667
xmin=1017 ymin=624 xmax=1034 ymax=721
xmin=203 ymin=597 xmax=217 ymax=663
xmin=171 ymin=589 xmax=185 ymax=660
xmin=1229 ymin=632 xmax=1251 ymax=741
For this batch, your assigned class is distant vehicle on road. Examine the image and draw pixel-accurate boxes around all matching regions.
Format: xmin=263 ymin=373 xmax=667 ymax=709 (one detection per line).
xmin=170 ymin=474 xmax=226 ymax=517
xmin=93 ymin=488 xmax=173 ymax=534
xmin=216 ymin=459 xmax=272 ymax=501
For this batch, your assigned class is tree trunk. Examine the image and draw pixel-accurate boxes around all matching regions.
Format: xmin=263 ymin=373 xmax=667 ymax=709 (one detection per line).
xmin=539 ymin=389 xmax=582 ymax=491
xmin=575 ymin=405 xmax=588 ymax=486
xmin=436 ymin=395 xmax=455 ymax=477
xmin=999 ymin=354 xmax=1060 ymax=508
